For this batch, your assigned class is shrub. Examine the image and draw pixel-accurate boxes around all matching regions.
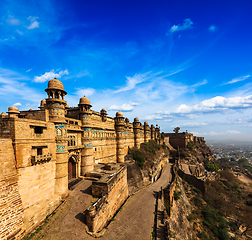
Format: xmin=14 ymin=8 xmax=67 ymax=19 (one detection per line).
xmin=202 ymin=207 xmax=229 ymax=240
xmin=174 ymin=191 xmax=181 ymax=201
xmin=204 ymin=162 xmax=219 ymax=172
xmin=187 ymin=141 xmax=194 ymax=151
xmin=131 ymin=149 xmax=145 ymax=169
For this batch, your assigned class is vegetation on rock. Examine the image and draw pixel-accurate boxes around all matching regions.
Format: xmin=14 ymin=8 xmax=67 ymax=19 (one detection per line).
xmin=128 ymin=140 xmax=168 ymax=170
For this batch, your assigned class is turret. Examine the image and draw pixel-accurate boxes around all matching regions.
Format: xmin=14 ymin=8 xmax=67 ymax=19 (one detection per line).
xmin=100 ymin=108 xmax=107 ymax=122
xmin=45 ymin=78 xmax=68 ymax=198
xmin=78 ymin=96 xmax=94 ymax=174
xmin=39 ymin=99 xmax=46 ymax=110
xmin=45 ymin=78 xmax=67 ymax=123
xmin=115 ymin=111 xmax=125 ymax=163
xmin=144 ymin=121 xmax=151 ymax=142
xmin=151 ymin=124 xmax=155 ymax=140
xmin=133 ymin=117 xmax=141 ymax=148
xmin=7 ymin=106 xmax=19 ymax=118
xmin=78 ymin=96 xmax=92 ymax=126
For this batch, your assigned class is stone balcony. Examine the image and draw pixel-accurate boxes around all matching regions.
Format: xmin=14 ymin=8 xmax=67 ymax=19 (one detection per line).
xmin=31 ymin=153 xmax=52 ymax=165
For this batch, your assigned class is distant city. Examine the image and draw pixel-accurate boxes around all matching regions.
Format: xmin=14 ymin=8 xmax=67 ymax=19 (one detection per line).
xmin=207 ymin=141 xmax=252 ymax=165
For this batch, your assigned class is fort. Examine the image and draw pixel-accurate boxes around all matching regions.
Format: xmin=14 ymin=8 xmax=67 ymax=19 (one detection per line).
xmin=0 ymin=78 xmax=163 ymax=239
xmin=0 ymin=78 xmax=209 ymax=239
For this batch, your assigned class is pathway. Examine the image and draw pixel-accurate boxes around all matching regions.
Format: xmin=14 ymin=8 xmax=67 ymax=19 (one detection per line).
xmin=29 ymin=163 xmax=172 ymax=240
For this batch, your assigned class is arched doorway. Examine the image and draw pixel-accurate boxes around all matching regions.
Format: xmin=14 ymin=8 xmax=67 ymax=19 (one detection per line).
xmin=68 ymin=156 xmax=77 ymax=180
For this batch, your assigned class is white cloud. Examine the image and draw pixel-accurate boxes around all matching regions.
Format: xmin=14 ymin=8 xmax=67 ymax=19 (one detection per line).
xmin=26 ymin=69 xmax=32 ymax=72
xmin=16 ymin=30 xmax=23 ymax=35
xmin=109 ymin=102 xmax=140 ymax=111
xmin=180 ymin=122 xmax=208 ymax=127
xmin=222 ymin=75 xmax=250 ymax=85
xmin=13 ymin=102 xmax=22 ymax=106
xmin=6 ymin=16 xmax=20 ymax=25
xmin=27 ymin=16 xmax=39 ymax=29
xmin=115 ymin=72 xmax=151 ymax=93
xmin=75 ymin=88 xmax=95 ymax=97
xmin=209 ymin=25 xmax=218 ymax=32
xmin=226 ymin=130 xmax=241 ymax=134
xmin=169 ymin=19 xmax=193 ymax=33
xmin=174 ymin=95 xmax=252 ymax=114
xmin=209 ymin=130 xmax=241 ymax=135
xmin=34 ymin=69 xmax=69 ymax=83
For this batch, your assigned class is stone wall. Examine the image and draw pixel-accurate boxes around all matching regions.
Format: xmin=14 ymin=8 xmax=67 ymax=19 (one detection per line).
xmin=86 ymin=165 xmax=128 ymax=233
xmin=178 ymin=168 xmax=205 ymax=193
xmin=164 ymin=133 xmax=192 ymax=149
xmin=0 ymin=139 xmax=25 ymax=240
xmin=18 ymin=161 xmax=60 ymax=233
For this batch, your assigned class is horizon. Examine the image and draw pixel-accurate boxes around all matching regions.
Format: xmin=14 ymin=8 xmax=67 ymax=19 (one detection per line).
xmin=1 ymin=0 xmax=252 ymax=142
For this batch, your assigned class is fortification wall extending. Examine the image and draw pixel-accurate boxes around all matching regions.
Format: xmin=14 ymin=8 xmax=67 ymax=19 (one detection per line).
xmin=86 ymin=165 xmax=128 ymax=233
xmin=0 ymin=139 xmax=25 ymax=240
xmin=177 ymin=168 xmax=205 ymax=194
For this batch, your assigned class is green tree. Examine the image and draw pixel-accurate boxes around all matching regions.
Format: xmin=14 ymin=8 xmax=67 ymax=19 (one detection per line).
xmin=173 ymin=127 xmax=180 ymax=134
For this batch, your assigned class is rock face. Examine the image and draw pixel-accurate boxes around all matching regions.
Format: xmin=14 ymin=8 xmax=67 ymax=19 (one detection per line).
xmin=166 ymin=178 xmax=193 ymax=240
xmin=179 ymin=138 xmax=214 ymax=177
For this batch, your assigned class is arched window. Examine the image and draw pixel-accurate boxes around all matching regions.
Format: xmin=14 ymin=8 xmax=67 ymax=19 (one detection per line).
xmin=55 ymin=91 xmax=59 ymax=99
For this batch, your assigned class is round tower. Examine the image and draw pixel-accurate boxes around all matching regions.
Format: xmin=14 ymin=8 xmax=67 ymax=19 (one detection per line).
xmin=133 ymin=117 xmax=141 ymax=148
xmin=151 ymin=124 xmax=155 ymax=140
xmin=115 ymin=111 xmax=125 ymax=163
xmin=78 ymin=96 xmax=94 ymax=175
xmin=39 ymin=99 xmax=46 ymax=110
xmin=144 ymin=121 xmax=151 ymax=142
xmin=100 ymin=108 xmax=107 ymax=122
xmin=45 ymin=78 xmax=68 ymax=198
xmin=45 ymin=78 xmax=67 ymax=123
xmin=7 ymin=106 xmax=19 ymax=118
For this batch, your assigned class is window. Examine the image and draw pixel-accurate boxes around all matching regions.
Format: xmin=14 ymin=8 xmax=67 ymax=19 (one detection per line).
xmin=34 ymin=126 xmax=43 ymax=134
xmin=37 ymin=147 xmax=43 ymax=155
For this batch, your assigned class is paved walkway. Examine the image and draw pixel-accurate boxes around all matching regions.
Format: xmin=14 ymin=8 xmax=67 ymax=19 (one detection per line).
xmin=102 ymin=163 xmax=172 ymax=240
xmin=30 ymin=163 xmax=172 ymax=240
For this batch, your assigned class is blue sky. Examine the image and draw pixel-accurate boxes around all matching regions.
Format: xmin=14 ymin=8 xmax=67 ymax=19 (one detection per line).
xmin=1 ymin=0 xmax=252 ymax=141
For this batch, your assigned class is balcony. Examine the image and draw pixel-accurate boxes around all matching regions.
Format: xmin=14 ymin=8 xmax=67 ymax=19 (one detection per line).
xmin=31 ymin=153 xmax=52 ymax=165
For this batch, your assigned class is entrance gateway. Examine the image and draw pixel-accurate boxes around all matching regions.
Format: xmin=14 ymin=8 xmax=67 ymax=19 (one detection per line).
xmin=68 ymin=156 xmax=76 ymax=180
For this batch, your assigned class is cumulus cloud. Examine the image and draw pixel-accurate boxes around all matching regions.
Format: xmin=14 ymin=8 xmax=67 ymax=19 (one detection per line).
xmin=222 ymin=75 xmax=250 ymax=85
xmin=174 ymin=95 xmax=252 ymax=114
xmin=208 ymin=25 xmax=218 ymax=32
xmin=75 ymin=88 xmax=95 ymax=97
xmin=34 ymin=69 xmax=69 ymax=83
xmin=109 ymin=102 xmax=140 ymax=111
xmin=13 ymin=102 xmax=22 ymax=106
xmin=27 ymin=16 xmax=39 ymax=29
xmin=169 ymin=19 xmax=193 ymax=33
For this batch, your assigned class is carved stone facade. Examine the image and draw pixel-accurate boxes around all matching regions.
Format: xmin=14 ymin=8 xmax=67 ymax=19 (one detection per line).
xmin=0 ymin=78 xmax=160 ymax=239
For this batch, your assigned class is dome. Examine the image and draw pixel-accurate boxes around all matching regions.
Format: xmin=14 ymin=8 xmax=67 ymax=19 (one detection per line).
xmin=144 ymin=121 xmax=148 ymax=125
xmin=116 ymin=111 xmax=123 ymax=118
xmin=47 ymin=78 xmax=64 ymax=91
xmin=79 ymin=96 xmax=91 ymax=105
xmin=40 ymin=99 xmax=46 ymax=107
xmin=8 ymin=106 xmax=19 ymax=113
xmin=134 ymin=117 xmax=139 ymax=122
